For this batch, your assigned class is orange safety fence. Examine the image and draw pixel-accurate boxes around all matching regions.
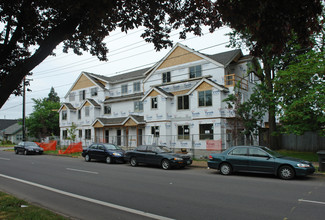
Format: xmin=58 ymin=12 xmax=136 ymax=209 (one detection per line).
xmin=36 ymin=141 xmax=57 ymax=151
xmin=58 ymin=142 xmax=83 ymax=154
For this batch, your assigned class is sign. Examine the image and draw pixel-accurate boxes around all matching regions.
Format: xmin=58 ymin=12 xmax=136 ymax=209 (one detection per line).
xmin=206 ymin=140 xmax=222 ymax=151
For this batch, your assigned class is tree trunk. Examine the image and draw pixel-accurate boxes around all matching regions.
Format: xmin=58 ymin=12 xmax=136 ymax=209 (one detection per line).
xmin=263 ymin=60 xmax=279 ymax=149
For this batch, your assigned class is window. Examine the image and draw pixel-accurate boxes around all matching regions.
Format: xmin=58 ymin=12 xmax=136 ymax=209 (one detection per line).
xmin=78 ymin=130 xmax=82 ymax=138
xmin=136 ymin=145 xmax=147 ymax=152
xmin=178 ymin=125 xmax=190 ymax=140
xmin=69 ymin=92 xmax=75 ymax=102
xmin=189 ymin=65 xmax=202 ymax=78
xmin=62 ymin=130 xmax=68 ymax=139
xmin=104 ymin=105 xmax=111 ymax=114
xmin=85 ymin=106 xmax=90 ymax=116
xmin=79 ymin=90 xmax=86 ymax=101
xmin=198 ymin=90 xmax=212 ymax=107
xmin=122 ymin=84 xmax=128 ymax=94
xmin=62 ymin=110 xmax=67 ymax=120
xmin=162 ymin=72 xmax=171 ymax=83
xmin=78 ymin=109 xmax=81 ymax=119
xmin=199 ymin=124 xmax=213 ymax=140
xmin=91 ymin=88 xmax=98 ymax=96
xmin=134 ymin=101 xmax=143 ymax=112
xmin=16 ymin=134 xmax=23 ymax=141
xmin=133 ymin=82 xmax=141 ymax=92
xmin=85 ymin=129 xmax=91 ymax=140
xmin=151 ymin=97 xmax=158 ymax=109
xmin=177 ymin=95 xmax=189 ymax=110
xmin=249 ymin=148 xmax=269 ymax=157
xmin=151 ymin=126 xmax=160 ymax=137
xmin=229 ymin=147 xmax=248 ymax=156
xmin=249 ymin=72 xmax=255 ymax=83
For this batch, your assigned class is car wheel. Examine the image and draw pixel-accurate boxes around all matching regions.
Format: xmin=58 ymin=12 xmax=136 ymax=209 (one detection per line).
xmin=220 ymin=163 xmax=232 ymax=175
xmin=161 ymin=159 xmax=171 ymax=170
xmin=106 ymin=156 xmax=112 ymax=164
xmin=15 ymin=149 xmax=19 ymax=154
xmin=24 ymin=150 xmax=28 ymax=155
xmin=278 ymin=165 xmax=295 ymax=180
xmin=130 ymin=157 xmax=138 ymax=167
xmin=85 ymin=154 xmax=91 ymax=162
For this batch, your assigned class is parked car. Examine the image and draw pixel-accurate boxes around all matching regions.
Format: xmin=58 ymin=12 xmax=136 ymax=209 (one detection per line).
xmin=82 ymin=143 xmax=125 ymax=164
xmin=125 ymin=145 xmax=192 ymax=170
xmin=208 ymin=145 xmax=315 ymax=180
xmin=14 ymin=141 xmax=44 ymax=155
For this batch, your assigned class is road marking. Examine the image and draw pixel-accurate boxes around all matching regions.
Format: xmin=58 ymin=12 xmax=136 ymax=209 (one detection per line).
xmin=298 ymin=199 xmax=325 ymax=205
xmin=0 ymin=173 xmax=174 ymax=220
xmin=0 ymin=157 xmax=10 ymax=161
xmin=66 ymin=168 xmax=98 ymax=175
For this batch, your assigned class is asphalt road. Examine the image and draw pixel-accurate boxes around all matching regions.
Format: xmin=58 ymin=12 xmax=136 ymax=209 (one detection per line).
xmin=0 ymin=150 xmax=325 ymax=220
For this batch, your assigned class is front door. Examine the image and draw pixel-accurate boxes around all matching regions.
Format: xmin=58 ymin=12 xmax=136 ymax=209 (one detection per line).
xmin=117 ymin=129 xmax=121 ymax=146
xmin=138 ymin=129 xmax=142 ymax=146
xmin=105 ymin=130 xmax=109 ymax=143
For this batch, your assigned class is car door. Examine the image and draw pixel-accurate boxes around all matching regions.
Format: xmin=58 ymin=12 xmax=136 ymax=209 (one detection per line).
xmin=133 ymin=145 xmax=147 ymax=163
xmin=88 ymin=144 xmax=98 ymax=159
xmin=248 ymin=148 xmax=275 ymax=173
xmin=145 ymin=146 xmax=161 ymax=165
xmin=97 ymin=144 xmax=107 ymax=160
xmin=227 ymin=147 xmax=249 ymax=171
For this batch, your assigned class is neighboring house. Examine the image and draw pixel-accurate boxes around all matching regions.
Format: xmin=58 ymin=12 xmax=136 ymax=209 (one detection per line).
xmin=59 ymin=43 xmax=262 ymax=150
xmin=0 ymin=119 xmax=23 ymax=144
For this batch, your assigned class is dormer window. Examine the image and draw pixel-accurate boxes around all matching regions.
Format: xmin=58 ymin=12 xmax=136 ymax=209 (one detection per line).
xmin=189 ymin=65 xmax=202 ymax=78
xmin=162 ymin=72 xmax=171 ymax=83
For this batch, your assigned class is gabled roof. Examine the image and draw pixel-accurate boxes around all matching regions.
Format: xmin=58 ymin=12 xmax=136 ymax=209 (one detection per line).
xmin=187 ymin=78 xmax=228 ymax=95
xmin=144 ymin=43 xmax=244 ymax=82
xmin=204 ymin=49 xmax=243 ymax=66
xmin=58 ymin=103 xmax=76 ymax=112
xmin=4 ymin=123 xmax=21 ymax=135
xmin=92 ymin=115 xmax=145 ymax=127
xmin=141 ymin=87 xmax=174 ymax=101
xmin=0 ymin=119 xmax=18 ymax=130
xmin=79 ymin=99 xmax=101 ymax=109
xmin=64 ymin=71 xmax=108 ymax=99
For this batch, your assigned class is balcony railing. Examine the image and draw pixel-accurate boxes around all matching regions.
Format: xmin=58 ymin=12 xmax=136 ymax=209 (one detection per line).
xmin=224 ymin=74 xmax=248 ymax=90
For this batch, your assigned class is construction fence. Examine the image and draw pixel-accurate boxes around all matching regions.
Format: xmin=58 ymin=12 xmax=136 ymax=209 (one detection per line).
xmin=60 ymin=133 xmax=256 ymax=159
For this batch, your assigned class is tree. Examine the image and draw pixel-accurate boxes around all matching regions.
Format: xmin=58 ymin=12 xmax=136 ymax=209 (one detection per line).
xmin=25 ymin=88 xmax=60 ymax=139
xmin=275 ymin=50 xmax=325 ymax=135
xmin=0 ymin=0 xmax=222 ymax=108
xmin=218 ymin=0 xmax=323 ymax=148
xmin=224 ymin=82 xmax=268 ymax=145
xmin=66 ymin=122 xmax=77 ymax=142
xmin=46 ymin=87 xmax=60 ymax=103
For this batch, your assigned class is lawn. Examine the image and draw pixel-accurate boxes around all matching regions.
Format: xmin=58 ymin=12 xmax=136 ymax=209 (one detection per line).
xmin=276 ymin=150 xmax=319 ymax=162
xmin=0 ymin=191 xmax=67 ymax=220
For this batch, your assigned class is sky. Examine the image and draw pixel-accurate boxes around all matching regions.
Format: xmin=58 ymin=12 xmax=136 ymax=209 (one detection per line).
xmin=0 ymin=26 xmax=247 ymax=119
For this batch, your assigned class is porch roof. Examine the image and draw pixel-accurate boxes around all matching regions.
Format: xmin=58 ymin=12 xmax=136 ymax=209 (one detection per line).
xmin=92 ymin=115 xmax=145 ymax=127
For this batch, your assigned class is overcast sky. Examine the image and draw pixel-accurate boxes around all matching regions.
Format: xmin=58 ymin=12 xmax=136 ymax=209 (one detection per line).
xmin=0 ymin=26 xmax=247 ymax=119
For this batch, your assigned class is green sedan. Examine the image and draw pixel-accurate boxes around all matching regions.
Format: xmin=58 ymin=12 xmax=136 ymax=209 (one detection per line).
xmin=208 ymin=146 xmax=315 ymax=180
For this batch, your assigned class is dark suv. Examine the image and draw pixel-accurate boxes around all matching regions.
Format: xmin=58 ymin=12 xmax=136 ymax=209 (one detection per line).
xmin=82 ymin=143 xmax=125 ymax=164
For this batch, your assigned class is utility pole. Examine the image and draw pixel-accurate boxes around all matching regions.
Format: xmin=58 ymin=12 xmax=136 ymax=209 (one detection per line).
xmin=22 ymin=77 xmax=26 ymax=141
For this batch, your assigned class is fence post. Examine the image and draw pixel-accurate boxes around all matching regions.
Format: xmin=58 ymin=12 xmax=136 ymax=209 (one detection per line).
xmin=191 ymin=134 xmax=195 ymax=160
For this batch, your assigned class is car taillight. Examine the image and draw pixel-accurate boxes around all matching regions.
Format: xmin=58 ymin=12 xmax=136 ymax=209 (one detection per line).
xmin=209 ymin=155 xmax=213 ymax=160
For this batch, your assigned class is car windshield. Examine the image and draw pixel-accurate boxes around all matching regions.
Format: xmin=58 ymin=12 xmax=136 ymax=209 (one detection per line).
xmin=261 ymin=147 xmax=283 ymax=157
xmin=103 ymin=144 xmax=120 ymax=150
xmin=25 ymin=142 xmax=39 ymax=147
xmin=155 ymin=146 xmax=172 ymax=153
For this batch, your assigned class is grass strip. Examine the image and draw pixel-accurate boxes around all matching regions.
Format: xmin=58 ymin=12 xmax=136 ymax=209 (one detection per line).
xmin=0 ymin=191 xmax=67 ymax=220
